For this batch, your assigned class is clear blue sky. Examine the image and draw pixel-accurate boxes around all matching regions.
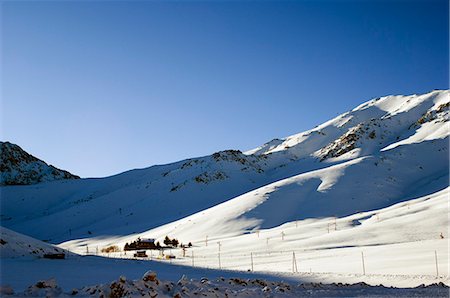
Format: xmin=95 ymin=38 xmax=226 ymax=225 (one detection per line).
xmin=1 ymin=0 xmax=448 ymax=178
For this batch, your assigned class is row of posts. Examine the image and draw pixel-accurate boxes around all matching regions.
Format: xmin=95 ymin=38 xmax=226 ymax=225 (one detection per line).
xmin=85 ymin=243 xmax=441 ymax=278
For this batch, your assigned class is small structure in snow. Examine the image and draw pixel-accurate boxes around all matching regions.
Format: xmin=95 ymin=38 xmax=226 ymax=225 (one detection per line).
xmin=124 ymin=238 xmax=159 ymax=251
xmin=133 ymin=250 xmax=148 ymax=258
xmin=43 ymin=253 xmax=65 ymax=259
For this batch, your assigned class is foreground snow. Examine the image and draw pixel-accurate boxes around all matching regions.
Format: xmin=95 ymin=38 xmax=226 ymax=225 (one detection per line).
xmin=1 ymin=256 xmax=449 ymax=297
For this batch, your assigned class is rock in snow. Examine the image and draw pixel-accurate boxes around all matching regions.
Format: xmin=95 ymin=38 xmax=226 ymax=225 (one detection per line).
xmin=4 ymin=273 xmax=449 ymax=297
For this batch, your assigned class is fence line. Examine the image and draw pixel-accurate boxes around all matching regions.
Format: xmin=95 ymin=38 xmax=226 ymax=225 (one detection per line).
xmin=86 ymin=247 xmax=447 ymax=278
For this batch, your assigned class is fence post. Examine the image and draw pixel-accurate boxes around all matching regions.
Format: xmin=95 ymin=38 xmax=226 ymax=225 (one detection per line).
xmin=218 ymin=242 xmax=222 ymax=269
xmin=435 ymin=250 xmax=439 ymax=277
xmin=292 ymin=252 xmax=298 ymax=273
xmin=361 ymin=252 xmax=366 ymax=275
xmin=251 ymin=252 xmax=254 ymax=272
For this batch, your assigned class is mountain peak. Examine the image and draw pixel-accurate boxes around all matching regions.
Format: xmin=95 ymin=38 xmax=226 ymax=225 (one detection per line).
xmin=0 ymin=141 xmax=79 ymax=186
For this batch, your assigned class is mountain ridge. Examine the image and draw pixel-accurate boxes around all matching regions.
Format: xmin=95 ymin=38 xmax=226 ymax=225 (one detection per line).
xmin=0 ymin=142 xmax=79 ymax=186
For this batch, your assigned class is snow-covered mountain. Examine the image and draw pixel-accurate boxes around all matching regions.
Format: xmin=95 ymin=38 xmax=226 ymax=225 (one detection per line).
xmin=1 ymin=90 xmax=448 ymax=247
xmin=0 ymin=142 xmax=79 ymax=186
xmin=1 ymin=90 xmax=449 ymax=291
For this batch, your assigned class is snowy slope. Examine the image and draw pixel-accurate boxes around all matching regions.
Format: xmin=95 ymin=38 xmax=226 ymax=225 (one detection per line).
xmin=60 ymin=187 xmax=449 ymax=285
xmin=0 ymin=142 xmax=79 ymax=186
xmin=0 ymin=226 xmax=70 ymax=258
xmin=1 ymin=90 xmax=448 ymax=246
xmin=1 ymin=150 xmax=282 ymax=243
xmin=245 ymin=90 xmax=448 ymax=160
xmin=2 ymin=186 xmax=449 ymax=291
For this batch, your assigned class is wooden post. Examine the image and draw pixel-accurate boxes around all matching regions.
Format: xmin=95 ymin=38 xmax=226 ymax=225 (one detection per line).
xmin=205 ymin=235 xmax=208 ymax=247
xmin=218 ymin=242 xmax=221 ymax=269
xmin=361 ymin=252 xmax=366 ymax=275
xmin=334 ymin=217 xmax=337 ymax=231
xmin=292 ymin=252 xmax=298 ymax=273
xmin=435 ymin=250 xmax=439 ymax=277
xmin=281 ymin=231 xmax=285 ymax=241
xmin=292 ymin=251 xmax=294 ymax=273
xmin=251 ymin=252 xmax=254 ymax=272
xmin=327 ymin=223 xmax=330 ymax=234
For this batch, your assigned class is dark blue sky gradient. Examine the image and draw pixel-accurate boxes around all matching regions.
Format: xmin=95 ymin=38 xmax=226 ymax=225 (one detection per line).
xmin=1 ymin=0 xmax=448 ymax=177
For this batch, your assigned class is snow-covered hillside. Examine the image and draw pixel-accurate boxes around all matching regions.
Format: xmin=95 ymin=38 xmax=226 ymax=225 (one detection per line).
xmin=60 ymin=187 xmax=449 ymax=281
xmin=0 ymin=90 xmax=449 ymax=293
xmin=1 ymin=91 xmax=449 ymax=242
xmin=0 ymin=142 xmax=79 ymax=186
xmin=0 ymin=227 xmax=70 ymax=258
xmin=1 ymin=90 xmax=448 ymax=244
